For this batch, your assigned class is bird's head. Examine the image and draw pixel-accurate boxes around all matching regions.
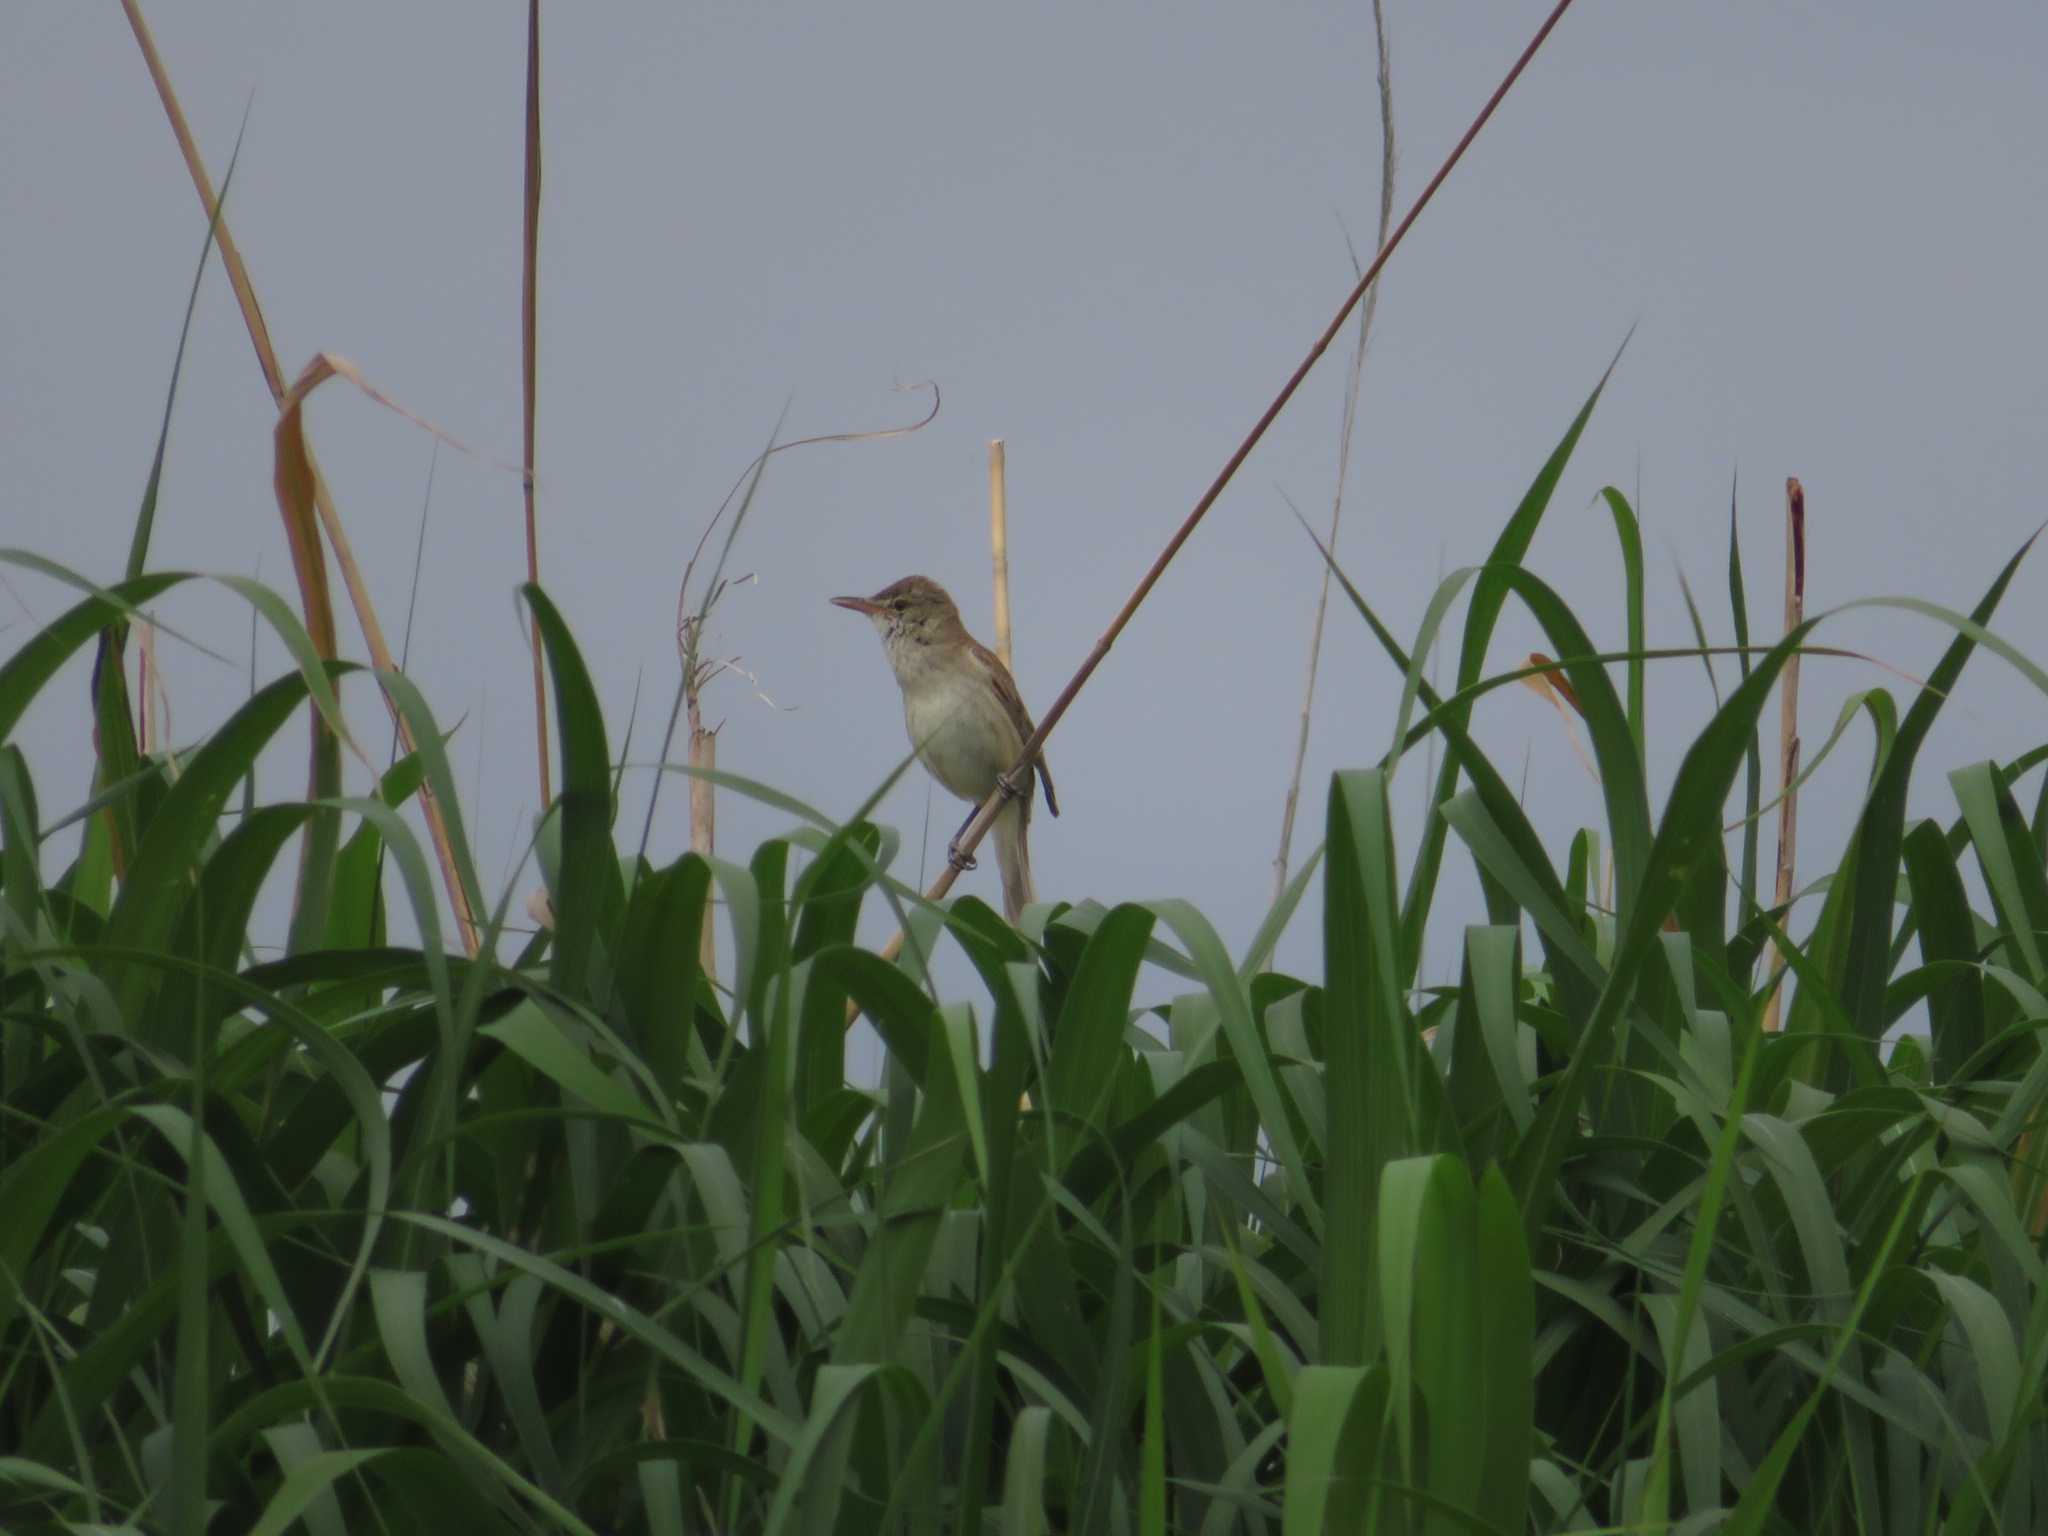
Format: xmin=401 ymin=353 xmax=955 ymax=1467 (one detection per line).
xmin=831 ymin=575 xmax=962 ymax=644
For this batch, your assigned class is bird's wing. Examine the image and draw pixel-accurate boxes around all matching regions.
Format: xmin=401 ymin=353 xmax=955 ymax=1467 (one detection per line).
xmin=973 ymin=637 xmax=1059 ymax=818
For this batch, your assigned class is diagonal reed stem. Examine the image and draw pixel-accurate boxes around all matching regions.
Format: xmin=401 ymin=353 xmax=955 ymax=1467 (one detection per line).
xmin=920 ymin=0 xmax=1583 ymax=908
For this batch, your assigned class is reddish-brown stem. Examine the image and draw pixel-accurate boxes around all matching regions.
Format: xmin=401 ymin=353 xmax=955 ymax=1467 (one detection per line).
xmin=929 ymin=0 xmax=1583 ymax=896
xmin=523 ymin=0 xmax=551 ymax=810
xmin=1762 ymin=476 xmax=1807 ymax=1031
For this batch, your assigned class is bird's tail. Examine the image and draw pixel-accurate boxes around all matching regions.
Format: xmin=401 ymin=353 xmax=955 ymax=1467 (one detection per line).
xmin=993 ymin=799 xmax=1035 ymax=924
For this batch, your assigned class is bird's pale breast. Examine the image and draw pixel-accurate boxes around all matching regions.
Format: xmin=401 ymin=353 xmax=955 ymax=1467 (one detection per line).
xmin=901 ymin=663 xmax=1023 ymax=805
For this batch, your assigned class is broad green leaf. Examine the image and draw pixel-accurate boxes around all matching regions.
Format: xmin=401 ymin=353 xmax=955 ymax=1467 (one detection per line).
xmin=523 ymin=584 xmax=619 ymax=1000
xmin=1598 ymin=485 xmax=1647 ymax=761
xmin=1283 ymin=1365 xmax=1389 ymax=1536
xmin=104 ymin=665 xmax=337 ymax=1017
xmin=247 ymin=1450 xmax=395 ymax=1536
xmin=1001 ymin=1406 xmax=1057 ymax=1536
xmin=479 ymin=999 xmax=651 ymax=1122
xmin=1398 ymin=352 xmax=1623 ymax=984
xmin=1831 ymin=548 xmax=2036 ymax=1053
xmin=1045 ymin=903 xmax=1154 ymax=1162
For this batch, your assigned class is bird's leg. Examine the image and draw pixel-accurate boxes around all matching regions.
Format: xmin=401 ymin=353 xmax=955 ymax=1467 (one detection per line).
xmin=946 ymin=804 xmax=979 ymax=872
xmin=949 ymin=769 xmax=1029 ymax=871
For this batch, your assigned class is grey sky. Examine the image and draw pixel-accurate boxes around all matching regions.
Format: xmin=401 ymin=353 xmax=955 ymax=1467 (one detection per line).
xmin=5 ymin=2 xmax=2046 ymax=1007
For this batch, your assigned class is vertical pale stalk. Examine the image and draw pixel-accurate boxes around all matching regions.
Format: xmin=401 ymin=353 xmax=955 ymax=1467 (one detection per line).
xmin=1761 ymin=477 xmax=1806 ymax=1031
xmin=1272 ymin=0 xmax=1396 ymax=904
xmin=523 ymin=0 xmax=551 ymax=810
xmin=990 ymin=439 xmax=1013 ymax=670
xmin=989 ymin=438 xmax=1033 ymax=1106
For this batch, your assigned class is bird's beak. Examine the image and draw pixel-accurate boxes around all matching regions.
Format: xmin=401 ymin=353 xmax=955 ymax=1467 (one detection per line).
xmin=831 ymin=595 xmax=883 ymax=616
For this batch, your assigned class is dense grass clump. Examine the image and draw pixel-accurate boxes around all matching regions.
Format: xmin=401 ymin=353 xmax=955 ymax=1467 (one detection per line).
xmin=5 ymin=370 xmax=2048 ymax=1536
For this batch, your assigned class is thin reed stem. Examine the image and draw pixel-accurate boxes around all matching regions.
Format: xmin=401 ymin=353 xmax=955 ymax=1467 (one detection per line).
xmin=1762 ymin=476 xmax=1806 ymax=1031
xmin=1273 ymin=0 xmax=1397 ymax=903
xmin=926 ymin=0 xmax=1583 ymax=903
xmin=523 ymin=0 xmax=551 ymax=810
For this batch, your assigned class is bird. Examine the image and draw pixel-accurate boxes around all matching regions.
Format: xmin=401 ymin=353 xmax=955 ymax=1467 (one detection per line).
xmin=832 ymin=574 xmax=1058 ymax=922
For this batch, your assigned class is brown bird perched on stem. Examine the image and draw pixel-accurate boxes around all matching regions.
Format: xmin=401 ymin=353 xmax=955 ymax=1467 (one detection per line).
xmin=832 ymin=575 xmax=1058 ymax=922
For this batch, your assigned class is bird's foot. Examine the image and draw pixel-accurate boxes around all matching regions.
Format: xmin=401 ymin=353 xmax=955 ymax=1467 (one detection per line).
xmin=995 ymin=768 xmax=1027 ymax=802
xmin=946 ymin=838 xmax=978 ymax=873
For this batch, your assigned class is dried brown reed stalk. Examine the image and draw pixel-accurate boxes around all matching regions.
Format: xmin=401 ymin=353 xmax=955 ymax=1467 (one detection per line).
xmin=907 ymin=0 xmax=1583 ymax=912
xmin=276 ymin=356 xmax=492 ymax=941
xmin=989 ymin=438 xmax=1034 ymax=1103
xmin=649 ymin=389 xmax=943 ymax=982
xmin=120 ymin=2 xmax=483 ymax=954
xmin=137 ymin=618 xmax=167 ymax=756
xmin=1761 ymin=476 xmax=1807 ymax=1031
xmin=668 ymin=572 xmax=745 ymax=983
xmin=1273 ymin=0 xmax=1397 ymax=905
xmin=522 ymin=0 xmax=550 ymax=811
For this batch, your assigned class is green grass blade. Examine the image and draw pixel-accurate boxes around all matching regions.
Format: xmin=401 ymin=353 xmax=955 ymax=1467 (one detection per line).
xmin=1509 ymin=603 xmax=1820 ymax=1248
xmin=1951 ymin=759 xmax=2048 ymax=986
xmin=1283 ymin=1365 xmax=1388 ymax=1535
xmin=1473 ymin=1165 xmax=1533 ymax=1536
xmin=1044 ymin=903 xmax=1154 ymax=1164
xmin=1598 ymin=486 xmax=1647 ymax=761
xmin=246 ymin=1450 xmax=394 ymax=1536
xmin=1721 ymin=1172 xmax=1924 ymax=1536
xmin=523 ymin=584 xmax=618 ymax=1000
xmin=1831 ymin=541 xmax=2038 ymax=1049
xmin=103 ymin=664 xmax=339 ymax=1014
xmin=1399 ymin=352 xmax=1623 ymax=985
xmin=1727 ymin=475 xmax=1764 ymax=929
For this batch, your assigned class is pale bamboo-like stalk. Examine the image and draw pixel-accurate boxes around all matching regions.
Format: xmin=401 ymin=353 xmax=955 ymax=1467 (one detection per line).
xmin=120 ymin=0 xmax=481 ymax=955
xmin=989 ymin=438 xmax=1033 ymax=1106
xmin=1761 ymin=477 xmax=1806 ymax=1031
xmin=990 ymin=439 xmax=1013 ymax=669
xmin=848 ymin=0 xmax=1578 ymax=1016
xmin=1272 ymin=0 xmax=1396 ymax=904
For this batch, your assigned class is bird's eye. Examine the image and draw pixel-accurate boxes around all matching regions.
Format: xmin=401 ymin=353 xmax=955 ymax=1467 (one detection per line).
xmin=890 ymin=599 xmax=908 ymax=612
